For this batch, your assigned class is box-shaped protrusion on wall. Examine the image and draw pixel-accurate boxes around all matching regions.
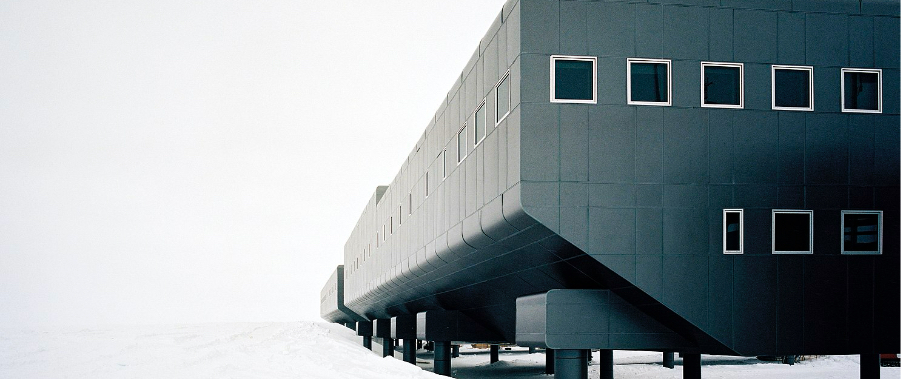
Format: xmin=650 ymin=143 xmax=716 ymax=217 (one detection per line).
xmin=391 ymin=315 xmax=417 ymax=340
xmin=516 ymin=289 xmax=690 ymax=350
xmin=356 ymin=320 xmax=373 ymax=337
xmin=373 ymin=319 xmax=392 ymax=338
xmin=416 ymin=310 xmax=502 ymax=342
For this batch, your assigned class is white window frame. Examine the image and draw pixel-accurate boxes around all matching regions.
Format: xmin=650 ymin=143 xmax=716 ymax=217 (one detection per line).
xmin=701 ymin=62 xmax=744 ymax=109
xmin=550 ymin=55 xmax=598 ymax=104
xmin=473 ymin=100 xmax=487 ymax=146
xmin=627 ymin=58 xmax=672 ymax=106
xmin=771 ymin=65 xmax=814 ymax=111
xmin=841 ymin=68 xmax=882 ymax=114
xmin=441 ymin=149 xmax=447 ymax=179
xmin=723 ymin=209 xmax=744 ymax=254
xmin=457 ymin=124 xmax=467 ymax=164
xmin=841 ymin=210 xmax=883 ymax=255
xmin=496 ymin=70 xmax=511 ymax=124
xmin=772 ymin=210 xmax=814 ymax=254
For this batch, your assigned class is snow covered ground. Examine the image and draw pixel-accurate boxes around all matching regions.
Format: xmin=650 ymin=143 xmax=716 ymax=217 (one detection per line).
xmin=1 ymin=321 xmax=897 ymax=379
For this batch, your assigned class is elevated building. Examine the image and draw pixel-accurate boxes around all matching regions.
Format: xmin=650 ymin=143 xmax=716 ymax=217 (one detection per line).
xmin=322 ymin=0 xmax=900 ymax=378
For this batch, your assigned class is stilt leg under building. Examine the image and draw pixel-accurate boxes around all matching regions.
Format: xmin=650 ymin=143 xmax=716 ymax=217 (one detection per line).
xmin=598 ymin=349 xmax=613 ymax=379
xmin=381 ymin=337 xmax=394 ymax=358
xmin=362 ymin=336 xmax=372 ymax=350
xmin=663 ymin=351 xmax=675 ymax=369
xmin=433 ymin=341 xmax=452 ymax=376
xmin=554 ymin=349 xmax=588 ymax=379
xmin=682 ymin=353 xmax=701 ymax=379
xmin=545 ymin=348 xmax=555 ymax=375
xmin=490 ymin=344 xmax=499 ymax=363
xmin=861 ymin=354 xmax=880 ymax=379
xmin=402 ymin=339 xmax=416 ymax=364
xmin=452 ymin=344 xmax=460 ymax=358
xmin=529 ymin=346 xmax=536 ymax=354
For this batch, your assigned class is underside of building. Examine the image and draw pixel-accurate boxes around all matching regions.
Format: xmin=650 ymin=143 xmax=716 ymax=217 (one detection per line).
xmin=321 ymin=0 xmax=900 ymax=378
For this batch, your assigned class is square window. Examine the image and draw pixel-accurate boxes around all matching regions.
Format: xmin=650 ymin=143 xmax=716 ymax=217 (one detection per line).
xmin=474 ymin=101 xmax=486 ymax=145
xmin=628 ymin=58 xmax=672 ymax=106
xmin=496 ymin=71 xmax=511 ymax=123
xmin=702 ymin=62 xmax=743 ymax=108
xmin=842 ymin=210 xmax=882 ymax=255
xmin=551 ymin=55 xmax=597 ymax=103
xmin=772 ymin=210 xmax=813 ymax=254
xmin=842 ymin=68 xmax=882 ymax=113
xmin=457 ymin=125 xmax=467 ymax=164
xmin=772 ymin=65 xmax=814 ymax=111
xmin=723 ymin=209 xmax=743 ymax=254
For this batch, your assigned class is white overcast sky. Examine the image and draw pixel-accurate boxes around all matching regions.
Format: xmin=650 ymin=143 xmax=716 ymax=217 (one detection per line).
xmin=0 ymin=0 xmax=509 ymax=327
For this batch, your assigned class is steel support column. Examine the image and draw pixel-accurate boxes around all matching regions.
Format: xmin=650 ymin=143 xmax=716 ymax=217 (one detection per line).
xmin=682 ymin=353 xmax=701 ymax=379
xmin=433 ymin=341 xmax=452 ymax=376
xmin=554 ymin=349 xmax=588 ymax=379
xmin=598 ymin=349 xmax=613 ymax=379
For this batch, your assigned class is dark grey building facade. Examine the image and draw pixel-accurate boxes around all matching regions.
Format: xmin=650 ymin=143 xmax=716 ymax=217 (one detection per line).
xmin=322 ymin=1 xmax=900 ymax=377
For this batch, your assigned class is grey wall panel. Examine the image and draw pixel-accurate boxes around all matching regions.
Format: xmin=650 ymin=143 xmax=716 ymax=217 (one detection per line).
xmin=672 ymin=59 xmax=700 ymax=108
xmin=663 ymin=108 xmax=708 ymax=184
xmin=883 ymin=69 xmax=901 ymax=115
xmin=596 ymin=57 xmax=626 ymax=105
xmin=709 ymin=7 xmax=734 ymax=62
xmin=862 ymin=0 xmax=901 ymax=15
xmin=806 ymin=13 xmax=849 ymax=67
xmin=848 ymin=16 xmax=875 ymax=68
xmin=635 ymin=107 xmax=664 ymax=182
xmin=733 ymin=111 xmax=778 ymax=184
xmin=560 ymin=1 xmax=588 ymax=55
xmin=635 ymin=3 xmax=664 ymax=58
xmin=848 ymin=115 xmax=876 ymax=186
xmin=520 ymin=0 xmax=557 ymax=54
xmin=720 ymin=0 xmax=791 ymax=11
xmin=806 ymin=114 xmax=849 ymax=185
xmin=708 ymin=110 xmax=734 ymax=184
xmin=875 ymin=115 xmax=901 ymax=181
xmin=589 ymin=2 xmax=634 ymax=58
xmin=663 ymin=5 xmax=707 ymax=60
xmin=793 ymin=0 xmax=860 ymax=14
xmin=734 ymin=9 xmax=777 ymax=64
xmin=777 ymin=112 xmax=806 ymax=185
xmin=777 ymin=186 xmax=805 ymax=209
xmin=590 ymin=106 xmax=634 ymax=183
xmin=776 ymin=12 xmax=806 ymax=65
xmin=875 ymin=16 xmax=901 ymax=68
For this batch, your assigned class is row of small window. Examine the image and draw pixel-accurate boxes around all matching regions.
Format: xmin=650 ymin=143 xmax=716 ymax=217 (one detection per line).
xmin=551 ymin=55 xmax=884 ymax=113
xmin=455 ymin=71 xmax=512 ymax=165
xmin=722 ymin=209 xmax=883 ymax=255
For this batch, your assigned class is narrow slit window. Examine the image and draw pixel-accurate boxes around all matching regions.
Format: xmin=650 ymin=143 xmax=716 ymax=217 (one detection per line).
xmin=408 ymin=193 xmax=412 ymax=215
xmin=772 ymin=65 xmax=814 ymax=111
xmin=496 ymin=71 xmax=511 ymax=123
xmin=628 ymin=58 xmax=672 ymax=106
xmin=842 ymin=68 xmax=882 ymax=113
xmin=723 ymin=209 xmax=743 ymax=254
xmin=842 ymin=210 xmax=882 ymax=255
xmin=702 ymin=62 xmax=743 ymax=108
xmin=457 ymin=125 xmax=467 ymax=163
xmin=442 ymin=149 xmax=447 ymax=179
xmin=474 ymin=101 xmax=486 ymax=146
xmin=424 ymin=171 xmax=429 ymax=198
xmin=550 ymin=55 xmax=597 ymax=103
xmin=772 ymin=210 xmax=814 ymax=254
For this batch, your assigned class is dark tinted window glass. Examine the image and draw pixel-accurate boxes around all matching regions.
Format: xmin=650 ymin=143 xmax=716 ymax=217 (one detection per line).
xmin=725 ymin=212 xmax=741 ymax=251
xmin=704 ymin=65 xmax=741 ymax=105
xmin=497 ymin=75 xmax=510 ymax=121
xmin=631 ymin=62 xmax=669 ymax=103
xmin=555 ymin=59 xmax=593 ymax=100
xmin=844 ymin=213 xmax=879 ymax=252
xmin=844 ymin=71 xmax=879 ymax=111
xmin=774 ymin=213 xmax=811 ymax=252
xmin=774 ymin=68 xmax=811 ymax=108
